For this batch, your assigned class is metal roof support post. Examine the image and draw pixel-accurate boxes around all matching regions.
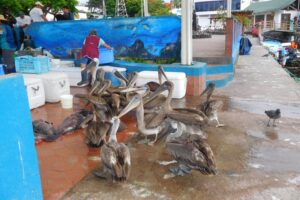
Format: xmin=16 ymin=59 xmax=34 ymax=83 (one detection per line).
xmin=181 ymin=0 xmax=193 ymax=65
xmin=264 ymin=14 xmax=267 ymax=31
xmin=144 ymin=0 xmax=149 ymax=16
xmin=227 ymin=0 xmax=232 ymax=18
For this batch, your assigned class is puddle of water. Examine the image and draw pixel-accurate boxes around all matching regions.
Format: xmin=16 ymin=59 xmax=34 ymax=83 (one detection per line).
xmin=246 ymin=129 xmax=300 ymax=143
xmin=249 ymin=145 xmax=300 ymax=173
xmin=224 ymin=97 xmax=300 ymax=119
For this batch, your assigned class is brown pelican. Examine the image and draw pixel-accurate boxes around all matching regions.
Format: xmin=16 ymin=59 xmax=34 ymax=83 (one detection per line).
xmin=146 ymin=65 xmax=169 ymax=92
xmin=56 ymin=110 xmax=93 ymax=135
xmin=32 ymin=120 xmax=58 ymax=142
xmin=94 ymin=97 xmax=141 ymax=181
xmin=146 ymin=81 xmax=208 ymax=128
xmin=119 ymin=95 xmax=163 ymax=144
xmin=197 ymin=83 xmax=224 ymax=127
xmin=198 ymin=100 xmax=224 ymax=127
xmin=200 ymin=82 xmax=215 ymax=102
xmin=159 ymin=134 xmax=216 ymax=179
xmin=113 ymin=70 xmax=128 ymax=87
xmin=85 ymin=113 xmax=111 ymax=147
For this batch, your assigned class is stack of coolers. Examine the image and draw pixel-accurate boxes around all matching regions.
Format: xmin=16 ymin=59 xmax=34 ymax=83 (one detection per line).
xmin=15 ymin=55 xmax=71 ymax=109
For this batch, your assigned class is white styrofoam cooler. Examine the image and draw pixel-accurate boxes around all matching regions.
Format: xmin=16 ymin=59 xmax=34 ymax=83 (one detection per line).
xmin=136 ymin=71 xmax=187 ymax=99
xmin=24 ymin=72 xmax=70 ymax=103
xmin=50 ymin=65 xmax=124 ymax=87
xmin=51 ymin=66 xmax=81 ymax=86
xmin=23 ymin=76 xmax=45 ymax=109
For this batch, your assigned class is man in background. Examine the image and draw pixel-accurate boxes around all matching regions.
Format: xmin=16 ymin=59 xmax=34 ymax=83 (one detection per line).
xmin=15 ymin=12 xmax=32 ymax=49
xmin=56 ymin=6 xmax=74 ymax=21
xmin=29 ymin=1 xmax=48 ymax=22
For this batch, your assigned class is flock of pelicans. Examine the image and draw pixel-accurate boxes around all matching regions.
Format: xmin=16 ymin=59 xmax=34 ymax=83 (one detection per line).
xmin=33 ymin=66 xmax=224 ymax=181
xmin=34 ymin=65 xmax=287 ymax=183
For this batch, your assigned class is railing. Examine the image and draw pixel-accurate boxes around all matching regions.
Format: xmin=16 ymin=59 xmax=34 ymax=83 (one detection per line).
xmin=280 ymin=22 xmax=290 ymax=31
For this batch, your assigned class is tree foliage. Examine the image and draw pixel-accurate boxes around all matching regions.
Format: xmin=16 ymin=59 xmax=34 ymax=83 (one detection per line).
xmin=172 ymin=0 xmax=181 ymax=8
xmin=148 ymin=0 xmax=171 ymax=16
xmin=87 ymin=0 xmax=102 ymax=13
xmin=126 ymin=0 xmax=141 ymax=17
xmin=0 ymin=0 xmax=78 ymax=16
xmin=103 ymin=0 xmax=170 ymax=17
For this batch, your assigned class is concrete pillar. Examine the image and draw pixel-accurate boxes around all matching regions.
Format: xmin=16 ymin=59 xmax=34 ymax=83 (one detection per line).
xmin=225 ymin=18 xmax=233 ymax=58
xmin=253 ymin=15 xmax=256 ymax=26
xmin=227 ymin=0 xmax=232 ymax=18
xmin=181 ymin=0 xmax=193 ymax=65
xmin=144 ymin=0 xmax=149 ymax=16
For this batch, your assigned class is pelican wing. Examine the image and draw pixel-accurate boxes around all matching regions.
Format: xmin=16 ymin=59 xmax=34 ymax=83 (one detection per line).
xmin=166 ymin=136 xmax=216 ymax=175
xmin=167 ymin=110 xmax=207 ymax=125
xmin=101 ymin=142 xmax=123 ymax=180
xmin=146 ymin=111 xmax=166 ymax=128
xmin=116 ymin=143 xmax=131 ymax=180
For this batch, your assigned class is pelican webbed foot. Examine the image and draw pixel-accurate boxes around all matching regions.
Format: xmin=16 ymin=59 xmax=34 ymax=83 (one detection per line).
xmin=138 ymin=134 xmax=158 ymax=146
xmin=138 ymin=136 xmax=151 ymax=145
xmin=163 ymin=173 xmax=176 ymax=179
xmin=93 ymin=169 xmax=109 ymax=179
xmin=157 ymin=160 xmax=177 ymax=166
xmin=169 ymin=164 xmax=192 ymax=176
xmin=216 ymin=123 xmax=225 ymax=128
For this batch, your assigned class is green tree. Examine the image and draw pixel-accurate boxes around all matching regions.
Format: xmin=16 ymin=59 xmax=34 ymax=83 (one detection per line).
xmin=172 ymin=0 xmax=181 ymax=8
xmin=87 ymin=0 xmax=102 ymax=13
xmin=126 ymin=0 xmax=141 ymax=17
xmin=106 ymin=0 xmax=116 ymax=16
xmin=216 ymin=7 xmax=226 ymax=29
xmin=148 ymin=0 xmax=170 ymax=16
xmin=0 ymin=0 xmax=78 ymax=16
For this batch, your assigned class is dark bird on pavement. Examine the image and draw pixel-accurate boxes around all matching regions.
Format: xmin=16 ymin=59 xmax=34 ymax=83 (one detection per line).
xmin=262 ymin=53 xmax=269 ymax=57
xmin=32 ymin=120 xmax=58 ymax=142
xmin=265 ymin=109 xmax=281 ymax=127
xmin=56 ymin=110 xmax=93 ymax=135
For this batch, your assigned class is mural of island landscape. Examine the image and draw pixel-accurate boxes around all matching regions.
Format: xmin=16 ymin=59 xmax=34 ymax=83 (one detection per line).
xmin=26 ymin=16 xmax=181 ymax=62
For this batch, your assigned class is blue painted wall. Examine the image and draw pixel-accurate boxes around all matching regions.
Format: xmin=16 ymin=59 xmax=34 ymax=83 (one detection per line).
xmin=0 ymin=75 xmax=42 ymax=200
xmin=232 ymin=20 xmax=243 ymax=64
xmin=26 ymin=16 xmax=181 ymax=60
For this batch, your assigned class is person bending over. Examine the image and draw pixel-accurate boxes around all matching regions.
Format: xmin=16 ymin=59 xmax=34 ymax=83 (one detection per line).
xmin=77 ymin=29 xmax=113 ymax=87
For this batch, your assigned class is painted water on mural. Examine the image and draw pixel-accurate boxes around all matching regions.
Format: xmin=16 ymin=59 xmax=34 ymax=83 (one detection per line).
xmin=26 ymin=16 xmax=181 ymax=61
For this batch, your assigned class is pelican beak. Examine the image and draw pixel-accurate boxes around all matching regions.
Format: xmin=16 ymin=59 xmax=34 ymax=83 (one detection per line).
xmin=158 ymin=65 xmax=168 ymax=82
xmin=144 ymin=82 xmax=169 ymax=104
xmin=89 ymin=81 xmax=101 ymax=96
xmin=119 ymin=86 xmax=148 ymax=93
xmin=114 ymin=70 xmax=128 ymax=84
xmin=118 ymin=95 xmax=141 ymax=118
xmin=128 ymin=72 xmax=138 ymax=87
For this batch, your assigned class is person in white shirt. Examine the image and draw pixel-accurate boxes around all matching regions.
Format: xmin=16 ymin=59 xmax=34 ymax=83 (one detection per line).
xmin=16 ymin=12 xmax=32 ymax=31
xmin=29 ymin=1 xmax=48 ymax=22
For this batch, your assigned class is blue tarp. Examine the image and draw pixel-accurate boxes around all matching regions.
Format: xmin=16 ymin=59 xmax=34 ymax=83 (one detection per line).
xmin=239 ymin=37 xmax=252 ymax=55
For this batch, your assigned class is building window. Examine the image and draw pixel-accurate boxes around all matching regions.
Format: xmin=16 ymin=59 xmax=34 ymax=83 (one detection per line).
xmin=195 ymin=0 xmax=241 ymax=12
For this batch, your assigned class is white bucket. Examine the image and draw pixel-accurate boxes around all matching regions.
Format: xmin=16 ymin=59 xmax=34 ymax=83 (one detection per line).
xmin=60 ymin=94 xmax=73 ymax=109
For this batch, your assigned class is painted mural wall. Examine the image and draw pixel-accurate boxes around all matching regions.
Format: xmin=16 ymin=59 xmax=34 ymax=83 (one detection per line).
xmin=26 ymin=16 xmax=181 ymax=61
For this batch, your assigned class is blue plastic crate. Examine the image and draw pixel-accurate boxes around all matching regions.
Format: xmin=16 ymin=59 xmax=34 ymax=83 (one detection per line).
xmin=99 ymin=48 xmax=114 ymax=64
xmin=15 ymin=56 xmax=50 ymax=74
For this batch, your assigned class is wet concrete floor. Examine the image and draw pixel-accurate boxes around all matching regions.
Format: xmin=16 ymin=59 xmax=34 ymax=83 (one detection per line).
xmin=41 ymin=37 xmax=300 ymax=200
xmin=62 ymin=96 xmax=300 ymax=200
